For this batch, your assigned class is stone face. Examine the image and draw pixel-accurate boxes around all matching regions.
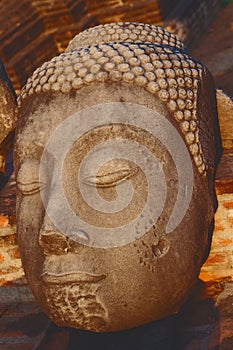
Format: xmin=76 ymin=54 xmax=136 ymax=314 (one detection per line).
xmin=14 ymin=23 xmax=221 ymax=332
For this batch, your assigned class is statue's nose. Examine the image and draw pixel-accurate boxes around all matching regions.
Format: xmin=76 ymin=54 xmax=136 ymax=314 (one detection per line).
xmin=39 ymin=214 xmax=84 ymax=255
xmin=39 ymin=214 xmax=69 ymax=255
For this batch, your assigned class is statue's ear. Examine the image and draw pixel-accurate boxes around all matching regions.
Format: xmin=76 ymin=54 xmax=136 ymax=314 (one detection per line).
xmin=0 ymin=59 xmax=17 ymax=174
xmin=216 ymin=89 xmax=233 ymax=151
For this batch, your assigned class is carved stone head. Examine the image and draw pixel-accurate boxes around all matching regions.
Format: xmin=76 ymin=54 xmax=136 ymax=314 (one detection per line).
xmin=14 ymin=23 xmax=221 ymax=332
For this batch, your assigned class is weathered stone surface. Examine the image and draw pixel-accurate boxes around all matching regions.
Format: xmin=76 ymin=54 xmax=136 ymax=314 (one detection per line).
xmin=0 ymin=60 xmax=17 ymax=145
xmin=216 ymin=90 xmax=233 ymax=151
xmin=15 ymin=23 xmax=221 ymax=332
xmin=0 ymin=60 xmax=17 ymax=179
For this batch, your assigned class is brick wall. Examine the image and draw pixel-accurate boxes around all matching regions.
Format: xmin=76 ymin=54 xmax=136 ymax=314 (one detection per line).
xmin=0 ymin=221 xmax=24 ymax=286
xmin=200 ymin=192 xmax=233 ymax=281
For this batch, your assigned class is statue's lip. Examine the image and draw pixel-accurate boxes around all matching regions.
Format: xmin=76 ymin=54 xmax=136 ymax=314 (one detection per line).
xmin=40 ymin=271 xmax=106 ymax=285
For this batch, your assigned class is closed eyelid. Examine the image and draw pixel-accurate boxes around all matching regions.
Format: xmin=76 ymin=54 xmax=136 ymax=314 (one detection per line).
xmin=82 ymin=166 xmax=138 ymax=188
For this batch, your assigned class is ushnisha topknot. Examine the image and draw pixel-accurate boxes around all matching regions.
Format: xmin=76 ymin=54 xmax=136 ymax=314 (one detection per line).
xmin=65 ymin=22 xmax=186 ymax=52
xmin=19 ymin=23 xmax=206 ymax=174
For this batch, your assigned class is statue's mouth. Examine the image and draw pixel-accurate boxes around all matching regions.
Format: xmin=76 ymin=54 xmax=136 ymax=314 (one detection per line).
xmin=40 ymin=271 xmax=106 ymax=285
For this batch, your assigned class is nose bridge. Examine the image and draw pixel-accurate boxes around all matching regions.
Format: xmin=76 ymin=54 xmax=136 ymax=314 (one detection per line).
xmin=39 ymin=214 xmax=68 ymax=255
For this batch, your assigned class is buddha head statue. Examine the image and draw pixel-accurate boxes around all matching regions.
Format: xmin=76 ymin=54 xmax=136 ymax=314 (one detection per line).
xmin=14 ymin=23 xmax=221 ymax=332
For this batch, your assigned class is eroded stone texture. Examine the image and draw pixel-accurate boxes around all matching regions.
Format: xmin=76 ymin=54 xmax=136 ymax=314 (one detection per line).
xmin=0 ymin=59 xmax=17 ymax=143
xmin=0 ymin=82 xmax=16 ymax=145
xmin=0 ymin=59 xmax=17 ymax=174
xmin=65 ymin=22 xmax=186 ymax=52
xmin=15 ymin=23 xmax=221 ymax=332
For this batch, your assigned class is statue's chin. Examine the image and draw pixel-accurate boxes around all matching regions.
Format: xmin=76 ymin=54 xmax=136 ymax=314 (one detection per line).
xmin=42 ymin=280 xmax=109 ymax=332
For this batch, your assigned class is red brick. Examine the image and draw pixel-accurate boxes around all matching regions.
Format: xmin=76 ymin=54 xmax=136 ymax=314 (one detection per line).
xmin=8 ymin=247 xmax=21 ymax=259
xmin=0 ymin=216 xmax=10 ymax=228
xmin=214 ymin=222 xmax=225 ymax=231
xmin=0 ymin=266 xmax=21 ymax=274
xmin=229 ymin=217 xmax=233 ymax=227
xmin=0 ymin=278 xmax=10 ymax=286
xmin=1 ymin=276 xmax=27 ymax=286
xmin=205 ymin=253 xmax=227 ymax=265
xmin=223 ymin=201 xmax=233 ymax=210
xmin=0 ymin=251 xmax=4 ymax=263
xmin=199 ymin=270 xmax=213 ymax=282
xmin=216 ymin=238 xmax=233 ymax=247
xmin=0 ymin=234 xmax=17 ymax=247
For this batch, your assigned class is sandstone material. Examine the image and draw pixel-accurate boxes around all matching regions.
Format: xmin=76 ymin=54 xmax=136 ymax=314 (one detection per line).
xmin=15 ymin=23 xmax=221 ymax=332
xmin=0 ymin=60 xmax=17 ymax=145
xmin=0 ymin=59 xmax=17 ymax=175
xmin=216 ymin=90 xmax=233 ymax=151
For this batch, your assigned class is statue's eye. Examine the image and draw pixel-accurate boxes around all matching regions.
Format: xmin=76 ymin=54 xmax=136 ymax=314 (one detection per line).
xmin=17 ymin=159 xmax=46 ymax=195
xmin=82 ymin=164 xmax=138 ymax=188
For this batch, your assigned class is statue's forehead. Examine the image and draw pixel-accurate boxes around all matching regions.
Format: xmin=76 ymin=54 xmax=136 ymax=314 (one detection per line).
xmin=16 ymin=97 xmax=70 ymax=155
xmin=15 ymin=110 xmax=132 ymax=162
xmin=16 ymin=119 xmax=53 ymax=162
xmin=15 ymin=137 xmax=44 ymax=162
